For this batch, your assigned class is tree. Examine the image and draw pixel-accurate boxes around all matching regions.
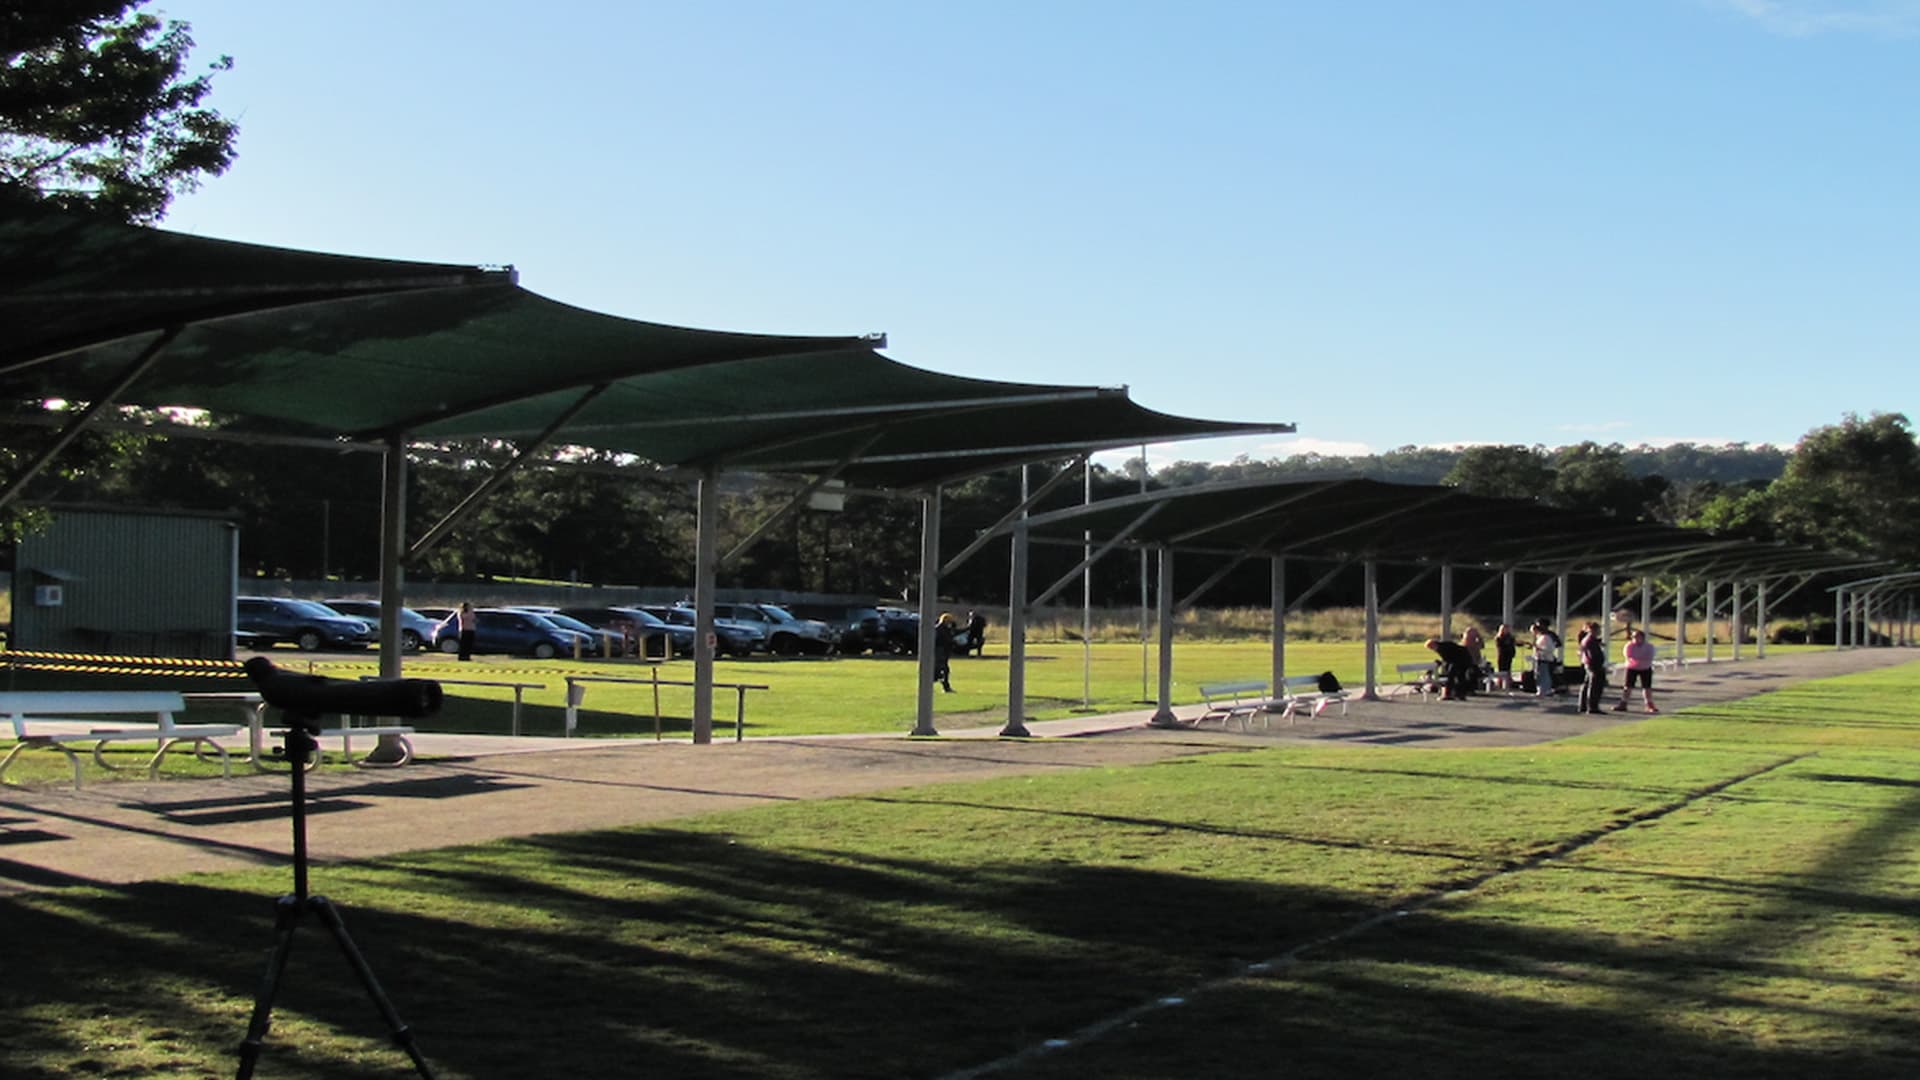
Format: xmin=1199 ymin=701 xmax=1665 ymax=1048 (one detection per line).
xmin=1441 ymin=445 xmax=1555 ymax=500
xmin=1 ymin=1 xmax=237 ymax=222
xmin=1551 ymin=441 xmax=1666 ymax=520
xmin=1767 ymin=412 xmax=1920 ymax=563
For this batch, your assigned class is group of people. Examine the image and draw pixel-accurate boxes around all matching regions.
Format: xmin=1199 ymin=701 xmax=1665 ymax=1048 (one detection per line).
xmin=930 ymin=610 xmax=989 ymax=693
xmin=1424 ymin=618 xmax=1658 ymax=712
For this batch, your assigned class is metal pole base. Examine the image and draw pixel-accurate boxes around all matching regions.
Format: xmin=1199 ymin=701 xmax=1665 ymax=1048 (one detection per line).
xmin=236 ymin=893 xmax=436 ymax=1080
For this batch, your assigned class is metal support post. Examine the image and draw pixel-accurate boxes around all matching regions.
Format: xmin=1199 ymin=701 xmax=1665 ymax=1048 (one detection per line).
xmin=692 ymin=467 xmax=719 ymax=744
xmin=1362 ymin=560 xmax=1381 ymax=701
xmin=1149 ymin=548 xmax=1181 ymax=727
xmin=913 ymin=488 xmax=942 ymax=736
xmin=1271 ymin=556 xmax=1286 ymax=694
xmin=1002 ymin=472 xmax=1031 ymax=738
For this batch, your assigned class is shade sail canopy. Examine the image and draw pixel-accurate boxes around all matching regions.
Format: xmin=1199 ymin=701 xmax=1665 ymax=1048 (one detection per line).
xmin=2 ymin=203 xmax=1288 ymax=490
xmin=998 ymin=477 xmax=1880 ymax=580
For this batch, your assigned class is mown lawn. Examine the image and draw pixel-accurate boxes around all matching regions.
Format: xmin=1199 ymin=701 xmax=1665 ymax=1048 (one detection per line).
xmin=1 ymin=657 xmax=1913 ymax=1078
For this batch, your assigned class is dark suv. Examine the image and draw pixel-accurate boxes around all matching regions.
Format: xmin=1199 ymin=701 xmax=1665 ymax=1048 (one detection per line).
xmin=789 ymin=604 xmax=885 ymax=654
xmin=237 ymin=597 xmax=375 ymax=652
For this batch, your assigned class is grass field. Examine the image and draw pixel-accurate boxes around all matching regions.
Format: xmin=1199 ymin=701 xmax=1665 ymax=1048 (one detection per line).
xmin=2 ymin=657 xmax=1914 ymax=1077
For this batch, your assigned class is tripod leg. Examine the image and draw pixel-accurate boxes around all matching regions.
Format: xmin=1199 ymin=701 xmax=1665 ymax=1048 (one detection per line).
xmin=236 ymin=896 xmax=303 ymax=1080
xmin=309 ymin=896 xmax=438 ymax=1080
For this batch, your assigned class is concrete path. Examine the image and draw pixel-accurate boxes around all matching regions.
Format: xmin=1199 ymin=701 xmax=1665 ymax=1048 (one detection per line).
xmin=1 ymin=648 xmax=1911 ymax=895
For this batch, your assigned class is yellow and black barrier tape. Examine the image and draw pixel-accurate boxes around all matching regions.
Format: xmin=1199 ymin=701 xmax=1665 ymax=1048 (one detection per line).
xmin=1 ymin=649 xmax=246 ymax=671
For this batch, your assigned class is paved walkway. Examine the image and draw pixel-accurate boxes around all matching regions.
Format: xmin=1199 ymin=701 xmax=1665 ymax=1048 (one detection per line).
xmin=1 ymin=648 xmax=1911 ymax=895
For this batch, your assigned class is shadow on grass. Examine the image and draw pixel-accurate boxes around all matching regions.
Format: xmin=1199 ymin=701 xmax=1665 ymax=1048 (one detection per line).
xmin=8 ymin=780 xmax=1918 ymax=1080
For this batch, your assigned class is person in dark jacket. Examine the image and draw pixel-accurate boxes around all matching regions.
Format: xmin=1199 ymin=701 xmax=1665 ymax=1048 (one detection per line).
xmin=1492 ymin=623 xmax=1518 ymax=690
xmin=1577 ymin=621 xmax=1609 ymax=714
xmin=964 ymin=611 xmax=988 ymax=657
xmin=1425 ymin=636 xmax=1476 ymax=701
xmin=932 ymin=613 xmax=956 ymax=692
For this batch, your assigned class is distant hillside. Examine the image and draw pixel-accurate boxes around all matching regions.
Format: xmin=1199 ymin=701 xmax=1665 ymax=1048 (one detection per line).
xmin=1154 ymin=442 xmax=1790 ymax=488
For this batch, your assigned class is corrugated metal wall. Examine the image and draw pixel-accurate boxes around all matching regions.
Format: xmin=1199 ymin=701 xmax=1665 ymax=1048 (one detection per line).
xmin=12 ymin=509 xmax=235 ymax=656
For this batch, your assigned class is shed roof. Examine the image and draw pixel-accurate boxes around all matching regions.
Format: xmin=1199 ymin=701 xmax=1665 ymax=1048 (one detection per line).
xmin=1 ymin=204 xmax=1287 ymax=490
xmin=999 ymin=477 xmax=1878 ymax=580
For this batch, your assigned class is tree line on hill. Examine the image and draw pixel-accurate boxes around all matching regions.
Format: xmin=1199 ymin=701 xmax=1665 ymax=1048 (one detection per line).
xmin=7 ymin=410 xmax=1917 ymax=620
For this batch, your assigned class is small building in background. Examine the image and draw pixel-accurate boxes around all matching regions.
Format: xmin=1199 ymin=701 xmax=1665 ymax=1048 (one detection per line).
xmin=8 ymin=505 xmax=237 ymax=657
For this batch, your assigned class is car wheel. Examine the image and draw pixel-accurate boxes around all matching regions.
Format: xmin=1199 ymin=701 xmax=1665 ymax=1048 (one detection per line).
xmin=439 ymin=636 xmax=460 ymax=654
xmin=401 ymin=629 xmax=422 ymax=652
xmin=533 ymin=642 xmax=557 ymax=660
xmin=296 ymin=629 xmax=323 ymax=652
xmin=770 ymin=633 xmax=799 ymax=656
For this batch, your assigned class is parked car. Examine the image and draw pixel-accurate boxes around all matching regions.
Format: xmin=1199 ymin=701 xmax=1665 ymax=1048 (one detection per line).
xmin=637 ymin=605 xmax=763 ymax=657
xmin=236 ymin=597 xmax=375 ymax=652
xmin=435 ymin=607 xmax=595 ymax=659
xmin=514 ymin=609 xmax=626 ymax=657
xmin=323 ymin=598 xmax=441 ymax=652
xmin=876 ymin=606 xmax=921 ymax=654
xmin=788 ymin=604 xmax=885 ymax=654
xmin=555 ymin=605 xmax=693 ymax=658
xmin=694 ymin=602 xmax=837 ymax=656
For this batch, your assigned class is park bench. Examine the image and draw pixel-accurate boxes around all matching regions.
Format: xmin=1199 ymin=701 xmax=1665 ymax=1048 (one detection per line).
xmin=0 ymin=690 xmax=240 ymax=789
xmin=1387 ymin=661 xmax=1442 ymax=700
xmin=1274 ymin=674 xmax=1350 ymax=722
xmin=1193 ymin=680 xmax=1275 ymax=730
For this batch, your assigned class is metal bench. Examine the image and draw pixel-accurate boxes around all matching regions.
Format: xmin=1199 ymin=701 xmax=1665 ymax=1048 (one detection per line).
xmin=1194 ymin=680 xmax=1274 ymax=730
xmin=1274 ymin=674 xmax=1349 ymax=723
xmin=1387 ymin=661 xmax=1442 ymax=700
xmin=1 ymin=690 xmax=240 ymax=789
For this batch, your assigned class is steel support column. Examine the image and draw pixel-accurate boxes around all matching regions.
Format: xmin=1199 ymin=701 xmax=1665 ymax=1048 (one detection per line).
xmin=1675 ymin=579 xmax=1688 ymax=664
xmin=1731 ymin=580 xmax=1744 ymax=661
xmin=1149 ymin=548 xmax=1181 ymax=727
xmin=1271 ymin=556 xmax=1286 ymax=693
xmin=1704 ymin=580 xmax=1717 ymax=663
xmin=1555 ymin=575 xmax=1569 ymax=646
xmin=912 ymin=488 xmax=942 ymax=737
xmin=367 ymin=434 xmax=410 ymax=764
xmin=1002 ymin=473 xmax=1031 ymax=738
xmin=1600 ymin=572 xmax=1615 ymax=652
xmin=1362 ymin=561 xmax=1381 ymax=701
xmin=692 ymin=467 xmax=719 ymax=744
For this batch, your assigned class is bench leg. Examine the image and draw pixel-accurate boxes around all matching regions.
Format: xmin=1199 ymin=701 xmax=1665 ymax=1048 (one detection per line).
xmin=3 ymin=742 xmax=87 ymax=790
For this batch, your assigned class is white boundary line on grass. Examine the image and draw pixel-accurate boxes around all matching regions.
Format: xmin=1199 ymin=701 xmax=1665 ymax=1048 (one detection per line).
xmin=940 ymin=749 xmax=1815 ymax=1079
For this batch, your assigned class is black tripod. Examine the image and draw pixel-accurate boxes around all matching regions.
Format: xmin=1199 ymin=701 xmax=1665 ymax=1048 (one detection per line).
xmin=235 ymin=713 xmax=437 ymax=1079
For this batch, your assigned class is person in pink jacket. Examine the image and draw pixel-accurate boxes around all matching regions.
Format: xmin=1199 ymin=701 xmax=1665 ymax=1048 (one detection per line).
xmin=1614 ymin=628 xmax=1659 ymax=713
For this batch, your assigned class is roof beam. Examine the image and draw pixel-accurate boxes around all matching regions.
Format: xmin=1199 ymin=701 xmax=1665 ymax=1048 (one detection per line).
xmin=0 ymin=325 xmax=180 ymax=515
xmin=941 ymin=456 xmax=1086 ymax=577
xmin=406 ymin=383 xmax=612 ymax=563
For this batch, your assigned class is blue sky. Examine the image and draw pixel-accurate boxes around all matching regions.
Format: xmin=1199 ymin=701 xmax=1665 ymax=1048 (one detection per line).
xmin=158 ymin=0 xmax=1920 ymax=466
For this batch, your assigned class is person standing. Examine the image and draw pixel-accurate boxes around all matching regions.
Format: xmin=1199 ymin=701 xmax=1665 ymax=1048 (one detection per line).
xmin=1530 ymin=621 xmax=1560 ymax=698
xmin=1493 ymin=623 xmax=1517 ymax=690
xmin=1577 ymin=621 xmax=1608 ymax=714
xmin=965 ymin=610 xmax=988 ymax=657
xmin=932 ymin=612 xmax=956 ymax=692
xmin=1616 ymin=628 xmax=1659 ymax=713
xmin=445 ymin=601 xmax=477 ymax=662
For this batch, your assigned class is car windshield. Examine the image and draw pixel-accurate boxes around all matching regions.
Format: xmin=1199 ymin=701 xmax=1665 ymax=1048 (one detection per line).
xmin=621 ymin=609 xmax=667 ymax=628
xmin=541 ymin=613 xmax=596 ymax=633
xmin=758 ymin=605 xmax=797 ymax=621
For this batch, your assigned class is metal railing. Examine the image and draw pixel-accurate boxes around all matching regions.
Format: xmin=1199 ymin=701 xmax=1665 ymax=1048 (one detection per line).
xmin=564 ymin=670 xmax=769 ymax=742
